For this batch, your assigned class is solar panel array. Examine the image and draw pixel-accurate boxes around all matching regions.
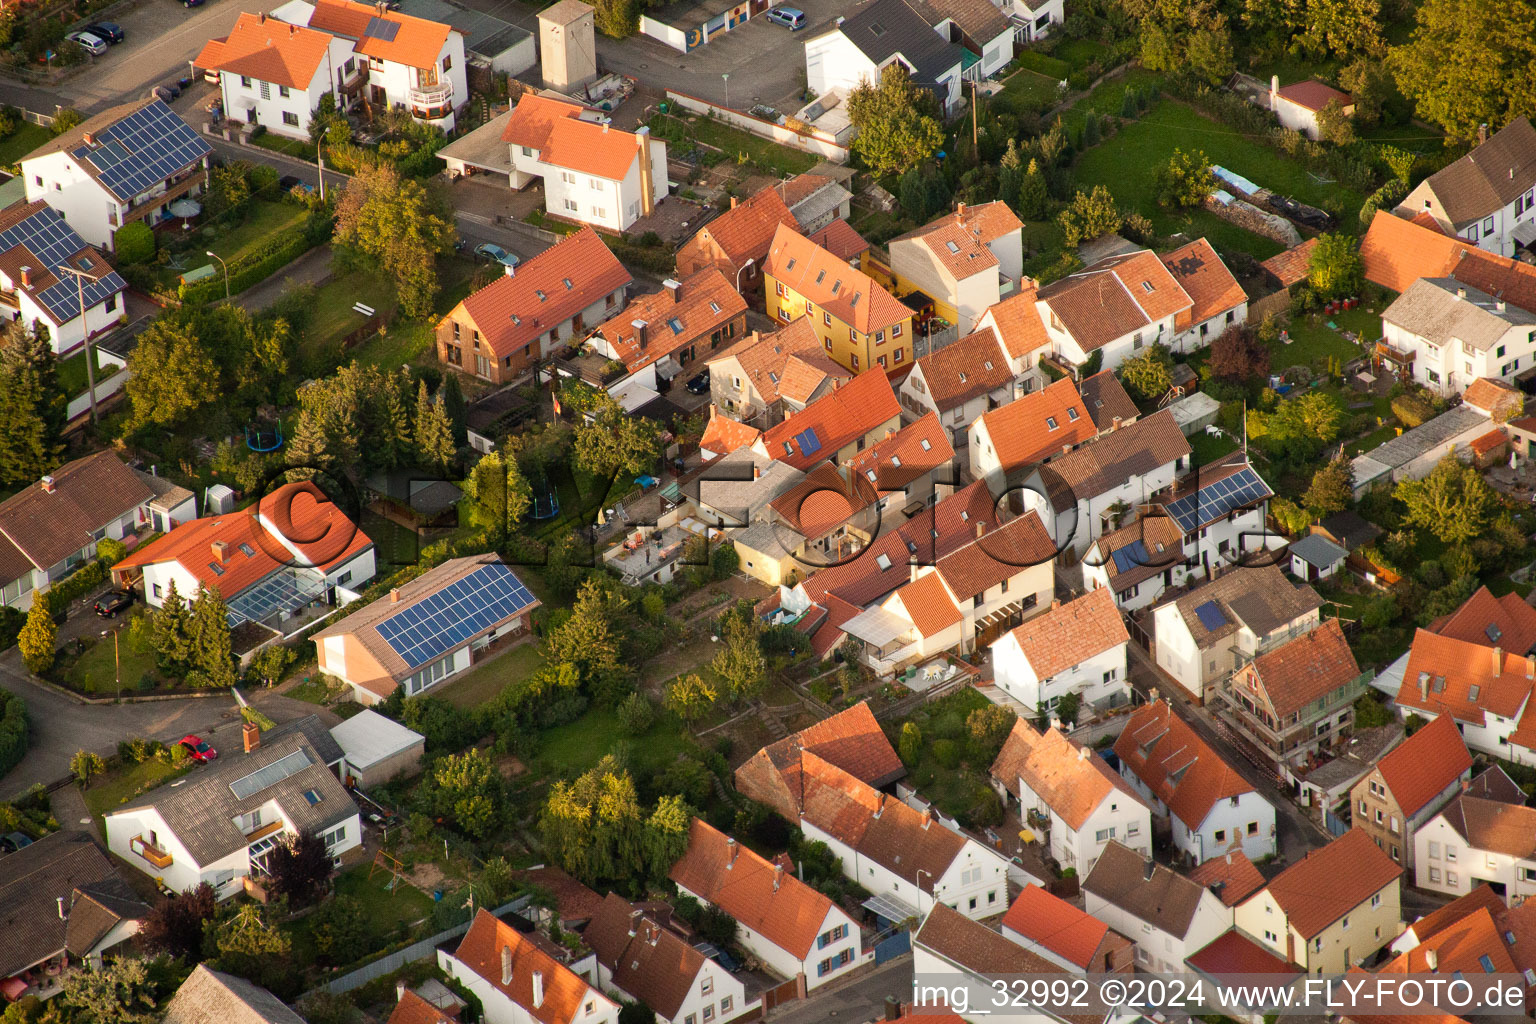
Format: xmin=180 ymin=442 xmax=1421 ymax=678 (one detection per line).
xmin=795 ymin=427 xmax=822 ymax=456
xmin=1194 ymin=600 xmax=1228 ymax=632
xmin=1109 ymin=539 xmax=1151 ymax=574
xmin=376 ymin=562 xmax=537 ymax=669
xmin=230 ymin=748 xmax=313 ymax=800
xmin=70 ymin=99 xmax=211 ymax=202
xmin=0 ymin=205 xmax=124 ymax=324
xmin=1164 ymin=467 xmax=1271 ymax=534
xmin=364 ymin=16 xmax=401 ymax=40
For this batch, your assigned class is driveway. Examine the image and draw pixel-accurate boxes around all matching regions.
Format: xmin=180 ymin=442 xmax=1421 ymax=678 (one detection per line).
xmin=768 ymin=958 xmax=910 ymax=1024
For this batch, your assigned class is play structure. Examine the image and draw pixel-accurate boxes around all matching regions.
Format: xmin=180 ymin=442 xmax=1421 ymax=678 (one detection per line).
xmin=530 ymin=471 xmax=560 ymax=520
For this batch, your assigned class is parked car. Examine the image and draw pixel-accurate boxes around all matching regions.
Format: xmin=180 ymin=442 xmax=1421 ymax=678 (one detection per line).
xmin=0 ymin=833 xmax=31 ymax=853
xmin=94 ymin=590 xmax=133 ymax=618
xmin=67 ymin=30 xmax=109 ymax=55
xmin=84 ymin=21 xmax=123 ymax=43
xmin=765 ymin=6 xmax=806 ymax=28
xmin=693 ymin=942 xmax=741 ymax=971
xmin=183 ymin=0 xmax=206 ymax=9
xmin=474 ymin=242 xmax=520 ymax=269
xmin=178 ymin=735 xmax=217 ymax=762
xmin=685 ymin=369 xmax=710 ymax=395
xmin=160 ymin=80 xmax=182 ymax=99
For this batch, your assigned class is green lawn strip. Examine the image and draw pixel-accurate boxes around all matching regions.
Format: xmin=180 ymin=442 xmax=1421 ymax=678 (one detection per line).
xmin=206 ymin=200 xmax=309 ymax=264
xmin=1190 ymin=429 xmax=1239 ymax=467
xmin=250 ymin=133 xmax=319 ymax=162
xmin=59 ymin=616 xmax=161 ymax=695
xmin=0 ymin=123 xmax=50 ymax=168
xmin=83 ymin=758 xmax=189 ymax=820
xmin=535 ymin=705 xmax=692 ymax=780
xmin=287 ymin=676 xmax=336 ymax=705
xmin=1272 ymin=305 xmax=1380 ymax=371
xmin=1001 ymin=68 xmax=1063 ymax=106
xmin=55 ymin=349 xmax=119 ymax=398
xmin=442 ymin=642 xmax=548 ymax=710
xmin=668 ymin=115 xmax=818 ymax=176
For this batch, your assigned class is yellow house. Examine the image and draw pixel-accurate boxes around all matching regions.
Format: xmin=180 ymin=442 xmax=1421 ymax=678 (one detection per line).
xmin=762 ymin=222 xmax=914 ymax=375
xmin=1234 ymin=828 xmax=1402 ymax=975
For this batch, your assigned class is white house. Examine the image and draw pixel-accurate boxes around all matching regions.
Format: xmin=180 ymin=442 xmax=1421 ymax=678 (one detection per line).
xmin=441 ymin=909 xmax=620 ymax=1024
xmin=994 ymin=0 xmax=1061 ymax=41
xmin=1035 ymin=250 xmax=1194 ymax=371
xmin=990 ymin=588 xmax=1130 ymax=713
xmin=1114 ymin=699 xmax=1278 ymax=864
xmin=1145 ymin=453 xmax=1277 ymax=580
xmin=1149 ymin=564 xmax=1323 ymax=705
xmin=312 ymin=556 xmax=540 ymax=705
xmin=898 ymin=328 xmax=1015 ymax=444
xmin=888 ymin=202 xmax=1024 ymax=334
xmin=0 ymin=201 xmax=126 ymax=356
xmin=113 ymin=480 xmax=376 ymax=637
xmin=104 ymin=723 xmax=360 ymax=898
xmin=1083 ymin=840 xmax=1232 ymax=973
xmin=1391 ymin=629 xmax=1536 ymax=762
xmin=19 ymin=98 xmax=211 ymax=254
xmin=196 ymin=13 xmax=354 ymax=139
xmin=1022 ymin=408 xmax=1192 ymax=558
xmin=1000 ymin=884 xmax=1134 ymax=974
xmin=1082 ymin=514 xmax=1192 ymax=612
xmin=974 ymin=288 xmax=1053 ymax=383
xmin=503 ymin=93 xmax=666 ymax=233
xmin=804 ymin=0 xmax=965 ymax=116
xmin=990 ymin=720 xmax=1153 ymax=876
xmin=670 ymin=818 xmax=865 ymax=990
xmin=967 ymin=376 xmax=1095 ymax=492
xmin=1413 ymin=767 xmax=1536 ymax=902
xmin=1396 ymin=117 xmax=1536 ymax=258
xmin=922 ymin=0 xmax=1014 ymax=77
xmin=586 ymin=893 xmax=755 ymax=1024
xmin=1268 ymin=77 xmax=1355 ymax=141
xmin=1160 ymin=238 xmax=1248 ymax=352
xmin=1381 ymin=277 xmax=1536 ymax=396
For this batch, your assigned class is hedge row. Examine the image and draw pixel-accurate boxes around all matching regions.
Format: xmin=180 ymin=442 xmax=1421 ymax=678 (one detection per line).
xmin=608 ymin=239 xmax=676 ymax=276
xmin=45 ymin=559 xmax=108 ymax=614
xmin=180 ymin=229 xmax=315 ymax=304
xmin=1013 ymin=51 xmax=1071 ymax=80
xmin=0 ymin=688 xmax=28 ymax=779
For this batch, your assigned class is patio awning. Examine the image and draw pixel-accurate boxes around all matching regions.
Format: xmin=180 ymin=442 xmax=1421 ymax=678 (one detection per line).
xmin=841 ymin=605 xmax=915 ymax=647
xmin=863 ymin=892 xmax=919 ymax=924
xmin=654 ymin=355 xmax=683 ymax=381
xmin=1516 ymin=221 xmax=1536 ymax=247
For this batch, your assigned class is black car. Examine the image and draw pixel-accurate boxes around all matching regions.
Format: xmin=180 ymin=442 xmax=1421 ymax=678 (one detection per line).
xmin=183 ymin=0 xmax=204 ymax=8
xmin=279 ymin=174 xmax=304 ymax=192
xmin=0 ymin=832 xmax=31 ymax=853
xmin=685 ymin=369 xmax=710 ymax=395
xmin=85 ymin=21 xmax=123 ymax=43
xmin=94 ymin=590 xmax=133 ymax=618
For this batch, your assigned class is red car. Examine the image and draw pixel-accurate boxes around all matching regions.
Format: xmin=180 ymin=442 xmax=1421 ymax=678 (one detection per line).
xmin=178 ymin=735 xmax=217 ymax=762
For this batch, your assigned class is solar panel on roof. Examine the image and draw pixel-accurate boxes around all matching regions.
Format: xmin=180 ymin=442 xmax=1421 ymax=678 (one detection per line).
xmin=230 ymin=748 xmax=312 ymax=800
xmin=1194 ymin=600 xmax=1228 ymax=632
xmin=1109 ymin=539 xmax=1152 ymax=574
xmin=364 ymin=16 xmax=401 ymax=39
xmin=795 ymin=427 xmax=822 ymax=456
xmin=1163 ymin=467 xmax=1271 ymax=534
xmin=70 ymin=101 xmax=210 ymax=203
xmin=375 ymin=562 xmax=538 ymax=669
xmin=0 ymin=205 xmax=125 ymax=324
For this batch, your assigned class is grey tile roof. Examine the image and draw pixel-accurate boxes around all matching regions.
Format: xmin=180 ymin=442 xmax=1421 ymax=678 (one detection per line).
xmin=163 ymin=965 xmax=307 ymax=1024
xmin=110 ymin=729 xmax=356 ymax=867
xmin=134 ymin=469 xmax=195 ymax=513
xmin=1417 ymin=118 xmax=1536 ymax=227
xmin=1287 ymin=533 xmax=1347 ymax=570
xmin=836 ymin=0 xmax=965 ymax=89
xmin=1168 ymin=564 xmax=1322 ymax=647
xmin=0 ymin=830 xmax=147 ymax=977
xmin=1382 ymin=278 xmax=1536 ymax=352
xmin=1044 ymin=408 xmax=1191 ymax=499
xmin=690 ymin=448 xmax=805 ymax=524
xmin=269 ymin=713 xmax=345 ymax=766
xmin=1084 ymin=839 xmax=1207 ymax=938
xmin=1351 ymin=405 xmax=1489 ymax=474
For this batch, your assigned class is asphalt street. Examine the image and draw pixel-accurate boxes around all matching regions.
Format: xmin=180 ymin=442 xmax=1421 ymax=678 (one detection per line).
xmin=768 ymin=957 xmax=911 ymax=1024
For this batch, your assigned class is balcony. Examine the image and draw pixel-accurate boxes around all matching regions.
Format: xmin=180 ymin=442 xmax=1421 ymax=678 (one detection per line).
xmin=0 ymin=289 xmax=17 ymax=309
xmin=124 ymin=171 xmax=206 ymax=225
xmin=131 ymin=834 xmax=173 ymax=868
xmin=409 ymin=81 xmax=454 ymax=119
xmin=244 ymin=818 xmax=285 ymax=844
xmin=1374 ymin=339 xmax=1414 ymax=366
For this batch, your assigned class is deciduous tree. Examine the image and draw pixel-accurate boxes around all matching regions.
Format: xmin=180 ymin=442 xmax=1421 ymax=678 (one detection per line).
xmin=424 ymin=747 xmax=506 ymax=840
xmin=334 ymin=162 xmax=455 ymax=318
xmin=572 ymin=401 xmax=662 ymax=479
xmin=1154 ymin=148 xmax=1214 ymax=210
xmin=69 ymin=749 xmax=104 ymax=786
xmin=1303 ymin=456 xmax=1353 ymax=517
xmin=1119 ymin=345 xmax=1174 ymax=402
xmin=123 ymin=319 xmax=218 ymax=434
xmin=16 ymin=598 xmax=54 ymax=675
xmin=265 ymin=831 xmax=333 ymax=906
xmin=664 ymin=673 xmax=717 ymax=730
xmin=712 ymin=614 xmax=766 ymax=702
xmin=1395 ymin=455 xmax=1497 ymax=545
xmin=1057 ymin=186 xmax=1123 ymax=247
xmin=57 ymin=957 xmax=158 ymax=1024
xmin=1389 ymin=0 xmax=1536 ymax=142
xmin=846 ymin=64 xmax=945 ymax=177
xmin=1208 ymin=325 xmax=1271 ymax=384
xmin=1307 ymin=233 xmax=1364 ymax=300
xmin=139 ymin=882 xmax=216 ymax=960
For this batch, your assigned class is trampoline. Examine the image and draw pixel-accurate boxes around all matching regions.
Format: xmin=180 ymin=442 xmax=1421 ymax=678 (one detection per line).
xmin=530 ymin=472 xmax=560 ymax=520
xmin=246 ymin=420 xmax=284 ymax=452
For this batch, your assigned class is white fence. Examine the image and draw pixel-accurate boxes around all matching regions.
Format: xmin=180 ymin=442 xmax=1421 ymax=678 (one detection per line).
xmin=665 ymin=90 xmax=850 ymax=164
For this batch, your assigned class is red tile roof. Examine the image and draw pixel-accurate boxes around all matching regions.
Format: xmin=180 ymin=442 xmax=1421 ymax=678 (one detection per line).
xmin=590 ymin=268 xmax=745 ymax=373
xmin=1404 ymin=883 xmax=1506 ymax=947
xmin=990 ymin=719 xmax=1147 ymax=830
xmin=1360 ymin=211 xmax=1476 ymax=294
xmin=1187 ymin=850 xmax=1266 ymax=907
xmin=584 ymin=893 xmax=707 ymax=1019
xmin=453 ymin=226 xmax=630 ymax=360
xmin=684 ymin=187 xmax=798 ymax=271
xmin=1396 ymin=628 xmax=1536 ymax=726
xmin=706 ymin=318 xmax=849 ymax=409
xmin=769 ymin=462 xmax=878 ymax=540
xmin=1001 ymin=884 xmax=1110 ymax=969
xmin=933 ymin=509 xmax=1055 ymax=601
xmin=669 ymin=818 xmax=835 ymax=960
xmin=1243 ymin=619 xmax=1361 ymax=718
xmin=512 ymin=866 xmax=605 ymax=926
xmin=0 ymin=451 xmax=152 ymax=575
xmin=1114 ymin=700 xmax=1255 ymax=833
xmin=892 ymin=571 xmax=963 ymax=638
xmin=973 ymin=376 xmax=1094 ymax=473
xmin=1378 ymin=905 xmax=1515 ymax=977
xmin=764 ymin=223 xmax=910 ymax=335
xmin=699 ymin=408 xmax=760 ymax=457
xmin=734 ymin=702 xmax=905 ymax=819
xmin=807 ymin=219 xmax=870 ymax=262
xmin=1038 ymin=251 xmax=1192 ymax=354
xmin=758 ymin=370 xmax=900 ymax=471
xmin=1374 ymin=709 xmax=1472 ymax=818
xmin=1255 ymin=828 xmax=1402 ymax=938
xmin=308 ymin=0 xmax=450 ymax=68
xmin=1429 ymin=585 xmax=1536 ymax=653
xmin=1001 ymin=589 xmax=1127 ymax=682
xmin=891 ymin=202 xmax=1022 ymax=279
xmin=1261 ymin=237 xmax=1320 ymax=288
xmin=843 ymin=411 xmax=955 ymax=495
xmin=451 ymin=910 xmax=607 ymax=1024
xmin=195 ymin=12 xmax=334 ymax=90
xmin=115 ymin=481 xmax=372 ymax=599
xmin=387 ymin=990 xmax=458 ymax=1024
xmin=979 ymin=288 xmax=1052 ymax=361
xmin=1275 ymin=80 xmax=1353 ymax=112
xmin=1160 ymin=238 xmax=1246 ymax=330
xmin=1463 ymin=377 xmax=1524 ymax=419
xmin=502 ymin=93 xmax=648 ymax=180
xmin=1186 ymin=929 xmax=1301 ymax=977
xmin=910 ymin=329 xmax=1013 ymax=411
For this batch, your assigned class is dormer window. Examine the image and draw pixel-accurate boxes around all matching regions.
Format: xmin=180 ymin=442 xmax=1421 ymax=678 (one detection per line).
xmin=1046 ymin=416 xmax=1058 ymax=430
xmin=1067 ymin=407 xmax=1079 ymax=421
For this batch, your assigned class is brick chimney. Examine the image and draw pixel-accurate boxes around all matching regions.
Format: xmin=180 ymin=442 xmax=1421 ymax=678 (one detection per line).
xmin=19 ymin=266 xmax=30 ymax=289
xmin=663 ymin=278 xmax=682 ymax=301
xmin=632 ymin=319 xmax=649 ymax=350
xmin=212 ymin=540 xmax=229 ymax=564
xmin=243 ymin=720 xmax=261 ymax=753
xmin=773 ymin=862 xmax=783 ymax=891
xmin=974 ymin=521 xmax=985 ymax=538
xmin=39 ymin=475 xmax=54 ymax=494
xmin=1494 ymin=645 xmax=1503 ymax=672
xmin=730 ymin=195 xmax=738 ymax=209
xmin=390 ymin=588 xmax=401 ymax=603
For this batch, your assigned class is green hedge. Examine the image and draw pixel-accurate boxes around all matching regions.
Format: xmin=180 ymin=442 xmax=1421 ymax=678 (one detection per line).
xmin=180 ymin=229 xmax=315 ymax=304
xmin=1013 ymin=52 xmax=1071 ymax=80
xmin=0 ymin=688 xmax=28 ymax=779
xmin=45 ymin=559 xmax=107 ymax=614
xmin=608 ymin=239 xmax=675 ymax=275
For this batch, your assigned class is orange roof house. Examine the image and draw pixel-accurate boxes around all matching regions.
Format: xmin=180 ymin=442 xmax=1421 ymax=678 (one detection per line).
xmin=1159 ymin=238 xmax=1247 ymax=341
xmin=1427 ymin=584 xmax=1536 ymax=653
xmin=443 ymin=910 xmax=617 ymax=1024
xmin=676 ymin=187 xmax=798 ymax=285
xmin=436 ymin=227 xmax=631 ymax=384
xmin=1359 ymin=211 xmax=1477 ymax=293
xmin=1115 ymin=700 xmax=1274 ymax=863
xmin=307 ymin=0 xmax=452 ymax=70
xmin=734 ymin=702 xmax=904 ymax=819
xmin=755 ymin=369 xmax=901 ymax=471
xmin=698 ymin=406 xmax=761 ymax=459
xmin=1187 ymin=849 xmax=1266 ymax=907
xmin=967 ymin=376 xmax=1094 ymax=485
xmin=1261 ymin=237 xmax=1320 ymax=289
xmin=1350 ymin=713 xmax=1470 ymax=872
xmin=842 ymin=411 xmax=955 ymax=499
xmin=1224 ymin=619 xmax=1364 ymax=769
xmin=1037 ymin=250 xmax=1193 ymax=366
xmin=704 ymin=317 xmax=851 ymax=426
xmin=195 ymin=13 xmax=339 ymax=92
xmin=807 ymin=219 xmax=870 ymax=264
xmin=887 ymin=201 xmax=1025 ymax=332
xmin=1001 ymin=884 xmax=1134 ymax=974
xmin=587 ymin=268 xmax=746 ymax=375
xmin=900 ymin=328 xmax=1014 ymax=419
xmin=976 ymin=287 xmax=1053 ymax=365
xmin=503 ymin=93 xmax=654 ymax=181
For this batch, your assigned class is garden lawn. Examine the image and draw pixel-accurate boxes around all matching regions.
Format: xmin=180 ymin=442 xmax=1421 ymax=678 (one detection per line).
xmin=287 ymin=675 xmax=337 ymax=705
xmin=251 ymin=133 xmax=318 ymax=162
xmin=442 ymin=642 xmax=548 ymax=710
xmin=305 ymin=270 xmax=400 ymax=356
xmin=285 ymin=864 xmax=436 ymax=969
xmin=1000 ymin=68 xmax=1064 ymax=107
xmin=1070 ymin=100 xmax=1366 ymax=260
xmin=204 ymin=200 xmax=308 ymax=265
xmin=360 ymin=510 xmax=431 ymax=571
xmin=536 ymin=705 xmax=692 ymax=779
xmin=55 ymin=350 xmax=118 ymax=398
xmin=0 ymin=124 xmax=50 ymax=169
xmin=83 ymin=758 xmax=188 ymax=820
xmin=1190 ymin=428 xmax=1239 ymax=467
xmin=60 ymin=624 xmax=160 ymax=695
xmin=655 ymin=113 xmax=818 ymax=176
xmin=1272 ymin=304 xmax=1380 ymax=372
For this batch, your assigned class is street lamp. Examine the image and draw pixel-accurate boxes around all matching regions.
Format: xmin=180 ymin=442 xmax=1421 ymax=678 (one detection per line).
xmin=55 ymin=263 xmax=104 ymax=424
xmin=735 ymin=256 xmax=755 ymax=292
xmin=206 ymin=250 xmax=230 ymax=301
xmin=915 ymin=868 xmax=933 ymax=917
xmin=722 ymin=72 xmax=731 ymax=111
